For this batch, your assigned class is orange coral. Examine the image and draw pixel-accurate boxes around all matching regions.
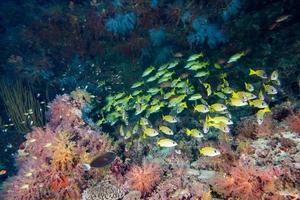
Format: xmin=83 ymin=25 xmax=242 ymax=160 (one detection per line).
xmin=286 ymin=111 xmax=300 ymax=133
xmin=51 ymin=132 xmax=78 ymax=172
xmin=211 ymin=163 xmax=277 ymax=200
xmin=126 ymin=161 xmax=162 ymax=193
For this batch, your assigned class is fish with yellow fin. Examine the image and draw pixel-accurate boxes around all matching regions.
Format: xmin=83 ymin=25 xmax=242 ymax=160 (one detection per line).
xmin=263 ymin=84 xmax=277 ymax=95
xmin=209 ymin=103 xmax=227 ymax=112
xmin=199 ymin=147 xmax=220 ymax=157
xmin=256 ymin=107 xmax=271 ymax=125
xmin=159 ymin=125 xmax=174 ymax=135
xmin=244 ymin=82 xmax=254 ymax=92
xmin=162 ymin=115 xmax=177 ymax=123
xmin=144 ymin=127 xmax=159 ymax=137
xmin=185 ymin=128 xmax=203 ymax=138
xmin=142 ymin=66 xmax=155 ymax=77
xmin=249 ymin=99 xmax=268 ymax=108
xmin=249 ymin=69 xmax=268 ymax=79
xmin=194 ymin=104 xmax=209 ymax=113
xmin=157 ymin=138 xmax=177 ymax=147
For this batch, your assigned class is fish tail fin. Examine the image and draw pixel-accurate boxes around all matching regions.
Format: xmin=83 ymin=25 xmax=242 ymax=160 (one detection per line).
xmin=249 ymin=68 xmax=256 ymax=75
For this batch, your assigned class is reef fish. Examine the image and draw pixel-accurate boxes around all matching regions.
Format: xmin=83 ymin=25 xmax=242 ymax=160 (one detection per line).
xmin=157 ymin=138 xmax=177 ymax=147
xmin=87 ymin=152 xmax=116 ymax=169
xmin=199 ymin=147 xmax=220 ymax=157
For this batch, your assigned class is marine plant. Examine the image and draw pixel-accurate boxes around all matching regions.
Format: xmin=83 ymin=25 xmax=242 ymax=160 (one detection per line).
xmin=126 ymin=161 xmax=162 ymax=194
xmin=3 ymin=93 xmax=113 ymax=200
xmin=0 ymin=80 xmax=45 ymax=133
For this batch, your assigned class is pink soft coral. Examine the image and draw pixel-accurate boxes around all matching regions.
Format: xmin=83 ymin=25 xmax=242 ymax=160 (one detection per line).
xmin=3 ymin=94 xmax=113 ymax=200
xmin=211 ymin=163 xmax=276 ymax=200
xmin=126 ymin=161 xmax=162 ymax=194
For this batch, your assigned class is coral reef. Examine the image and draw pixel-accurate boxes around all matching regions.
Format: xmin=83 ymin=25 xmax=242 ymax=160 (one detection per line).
xmin=2 ymin=93 xmax=113 ymax=200
xmin=105 ymin=12 xmax=137 ymax=36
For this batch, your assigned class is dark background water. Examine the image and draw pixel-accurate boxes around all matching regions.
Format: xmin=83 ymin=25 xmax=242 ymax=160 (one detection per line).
xmin=0 ymin=0 xmax=299 ymax=187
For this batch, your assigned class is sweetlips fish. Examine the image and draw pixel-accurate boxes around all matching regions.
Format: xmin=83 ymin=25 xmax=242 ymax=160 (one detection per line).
xmin=159 ymin=125 xmax=174 ymax=135
xmin=162 ymin=115 xmax=177 ymax=123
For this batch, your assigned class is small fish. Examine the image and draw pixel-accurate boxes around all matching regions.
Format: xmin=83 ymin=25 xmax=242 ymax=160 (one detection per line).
xmin=232 ymin=91 xmax=257 ymax=101
xmin=185 ymin=128 xmax=203 ymax=138
xmin=199 ymin=147 xmax=220 ymax=157
xmin=146 ymin=75 xmax=157 ymax=82
xmin=249 ymin=99 xmax=268 ymax=108
xmin=162 ymin=115 xmax=177 ymax=123
xmin=176 ymin=102 xmax=187 ymax=114
xmin=194 ymin=104 xmax=209 ymax=113
xmin=270 ymin=70 xmax=279 ymax=81
xmin=159 ymin=125 xmax=174 ymax=135
xmin=167 ymin=60 xmax=180 ymax=69
xmin=244 ymin=82 xmax=254 ymax=92
xmin=144 ymin=127 xmax=159 ymax=137
xmin=202 ymin=83 xmax=212 ymax=96
xmin=227 ymin=51 xmax=246 ymax=63
xmin=132 ymin=90 xmax=143 ymax=96
xmin=256 ymin=107 xmax=271 ymax=125
xmin=209 ymin=103 xmax=227 ymax=112
xmin=249 ymin=69 xmax=267 ymax=79
xmin=89 ymin=152 xmax=116 ymax=168
xmin=188 ymin=62 xmax=209 ymax=71
xmin=140 ymin=117 xmax=150 ymax=126
xmin=221 ymin=86 xmax=233 ymax=94
xmin=214 ymin=92 xmax=227 ymax=99
xmin=187 ymin=53 xmax=204 ymax=62
xmin=147 ymin=87 xmax=162 ymax=95
xmin=214 ymin=63 xmax=221 ymax=69
xmin=164 ymin=89 xmax=176 ymax=99
xmin=194 ymin=71 xmax=210 ymax=78
xmin=131 ymin=81 xmax=144 ymax=89
xmin=263 ymin=84 xmax=277 ymax=95
xmin=275 ymin=15 xmax=291 ymax=23
xmin=0 ymin=170 xmax=7 ymax=175
xmin=208 ymin=121 xmax=230 ymax=133
xmin=157 ymin=138 xmax=177 ymax=147
xmin=207 ymin=116 xmax=233 ymax=125
xmin=188 ymin=94 xmax=202 ymax=101
xmin=173 ymin=52 xmax=183 ymax=58
xmin=168 ymin=95 xmax=186 ymax=107
xmin=142 ymin=66 xmax=155 ymax=77
xmin=258 ymin=90 xmax=265 ymax=100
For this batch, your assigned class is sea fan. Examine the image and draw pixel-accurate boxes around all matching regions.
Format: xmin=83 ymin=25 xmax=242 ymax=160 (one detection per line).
xmin=222 ymin=0 xmax=242 ymax=21
xmin=105 ymin=12 xmax=137 ymax=35
xmin=187 ymin=16 xmax=226 ymax=48
xmin=126 ymin=161 xmax=162 ymax=193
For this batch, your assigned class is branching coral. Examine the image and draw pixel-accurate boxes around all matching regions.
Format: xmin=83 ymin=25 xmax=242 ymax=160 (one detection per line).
xmin=126 ymin=161 xmax=162 ymax=194
xmin=211 ymin=163 xmax=277 ymax=200
xmin=222 ymin=0 xmax=242 ymax=21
